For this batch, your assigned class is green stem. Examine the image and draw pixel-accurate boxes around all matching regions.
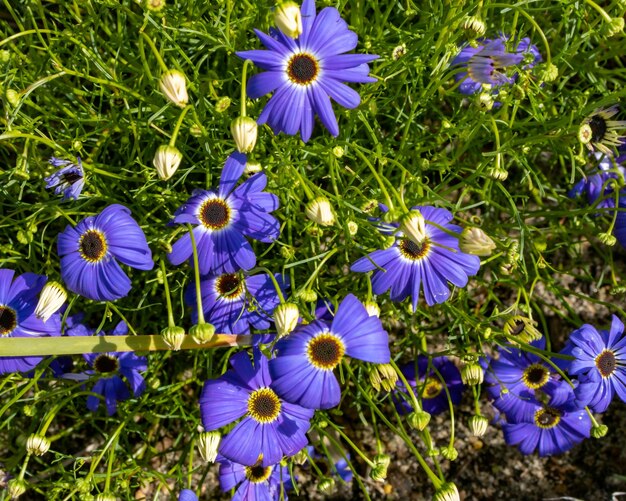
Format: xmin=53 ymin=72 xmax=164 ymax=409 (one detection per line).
xmin=247 ymin=266 xmax=285 ymax=302
xmin=353 ymin=147 xmax=397 ymax=213
xmin=107 ymin=302 xmax=138 ymax=335
xmin=240 ymin=59 xmax=253 ymax=117
xmin=170 ymin=105 xmax=193 ymax=146
xmin=582 ymin=0 xmax=613 ymax=23
xmin=389 ymin=358 xmax=421 ymax=412
xmin=324 ymin=421 xmax=375 ymax=468
xmin=139 ymin=31 xmax=169 ymax=73
xmin=187 ymin=223 xmax=206 ymax=324
xmin=160 ymin=259 xmax=176 ymax=328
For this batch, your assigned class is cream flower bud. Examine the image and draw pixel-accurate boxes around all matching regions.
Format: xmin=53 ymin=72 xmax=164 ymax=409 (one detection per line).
xmin=400 ymin=210 xmax=426 ymax=245
xmin=305 ymin=197 xmax=335 ymax=226
xmin=244 ymin=160 xmax=263 ymax=175
xmin=274 ymin=302 xmax=299 ymax=338
xmin=34 ymin=281 xmax=66 ymax=322
xmin=407 ymin=410 xmax=431 ymax=431
xmin=231 ymin=116 xmax=258 ymax=153
xmin=26 ymin=434 xmax=51 ymax=456
xmin=161 ymin=326 xmax=186 ymax=351
xmin=434 ymin=482 xmax=460 ymax=501
xmin=363 ymin=301 xmax=380 ymax=317
xmin=159 ymin=69 xmax=188 ymax=107
xmin=460 ymin=363 xmax=484 ymax=385
xmin=468 ymin=415 xmax=489 ymax=437
xmin=95 ymin=493 xmax=117 ymax=501
xmin=274 ymin=1 xmax=303 ymax=39
xmin=7 ymin=479 xmax=27 ymax=498
xmin=153 ymin=145 xmax=183 ymax=181
xmin=460 ymin=227 xmax=496 ymax=256
xmin=369 ymin=363 xmax=397 ymax=391
xmin=197 ymin=431 xmax=221 ymax=462
xmin=190 ymin=323 xmax=215 ymax=344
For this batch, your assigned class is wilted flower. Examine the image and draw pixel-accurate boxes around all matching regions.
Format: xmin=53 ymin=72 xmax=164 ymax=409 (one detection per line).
xmin=45 ymin=157 xmax=85 ymax=201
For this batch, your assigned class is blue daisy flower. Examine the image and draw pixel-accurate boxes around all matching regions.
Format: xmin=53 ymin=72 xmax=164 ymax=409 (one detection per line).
xmin=168 ymin=152 xmax=279 ymax=275
xmin=185 ymin=271 xmax=288 ymax=334
xmin=58 ymin=204 xmax=153 ymax=301
xmin=269 ymin=294 xmax=390 ymax=409
xmin=482 ymin=339 xmax=571 ymax=423
xmin=0 ymin=269 xmax=62 ymax=374
xmin=351 ymin=206 xmax=481 ymax=308
xmin=218 ymin=456 xmax=293 ymax=501
xmin=395 ymin=356 xmax=464 ymax=416
xmin=178 ymin=489 xmax=197 ymax=501
xmin=67 ymin=319 xmax=147 ymax=415
xmin=200 ymin=348 xmax=313 ymax=467
xmin=569 ymin=153 xmax=626 ymax=210
xmin=562 ymin=315 xmax=626 ymax=413
xmin=45 ymin=156 xmax=85 ymax=201
xmin=236 ymin=0 xmax=378 ymax=142
xmin=502 ymin=391 xmax=591 ymax=456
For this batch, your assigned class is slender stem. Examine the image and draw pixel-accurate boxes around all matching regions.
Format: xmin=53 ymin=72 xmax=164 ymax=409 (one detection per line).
xmin=186 ymin=223 xmax=206 ymax=324
xmin=107 ymin=302 xmax=137 ymax=336
xmin=139 ymin=31 xmax=169 ymax=72
xmin=240 ymin=59 xmax=253 ymax=117
xmin=160 ymin=259 xmax=176 ymax=328
xmin=582 ymin=0 xmax=613 ymax=23
xmin=389 ymin=358 xmax=421 ymax=412
xmin=354 ymin=147 xmax=397 ymax=213
xmin=170 ymin=105 xmax=193 ymax=146
xmin=324 ymin=421 xmax=375 ymax=468
xmin=247 ymin=266 xmax=285 ymax=302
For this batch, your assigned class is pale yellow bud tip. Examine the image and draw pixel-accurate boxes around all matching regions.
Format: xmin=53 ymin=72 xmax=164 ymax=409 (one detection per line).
xmin=153 ymin=145 xmax=183 ymax=181
xmin=274 ymin=1 xmax=303 ymax=39
xmin=35 ymin=281 xmax=67 ymax=322
xmin=159 ymin=69 xmax=188 ymax=107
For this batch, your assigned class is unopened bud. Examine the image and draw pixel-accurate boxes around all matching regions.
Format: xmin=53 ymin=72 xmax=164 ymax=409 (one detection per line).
xmin=146 ymin=0 xmax=165 ymax=12
xmin=190 ymin=323 xmax=215 ymax=344
xmin=197 ymin=431 xmax=221 ymax=462
xmin=34 ymin=281 xmax=66 ymax=322
xmin=477 ymin=92 xmax=494 ymax=111
xmin=400 ymin=210 xmax=426 ymax=245
xmin=460 ymin=363 xmax=484 ymax=386
xmin=373 ymin=453 xmax=391 ymax=468
xmin=298 ymin=289 xmax=317 ymax=302
xmin=462 ymin=16 xmax=486 ymax=38
xmin=244 ymin=161 xmax=262 ymax=175
xmin=6 ymin=89 xmax=20 ymax=107
xmin=370 ymin=464 xmax=388 ymax=482
xmin=347 ymin=221 xmax=358 ymax=236
xmin=578 ymin=123 xmax=593 ymax=145
xmin=26 ymin=434 xmax=51 ymax=456
xmin=274 ymin=1 xmax=303 ymax=39
xmin=468 ymin=415 xmax=489 ymax=437
xmin=7 ymin=479 xmax=27 ymax=498
xmin=292 ymin=448 xmax=309 ymax=465
xmin=305 ymin=197 xmax=335 ymax=226
xmin=434 ymin=482 xmax=460 ymax=501
xmin=460 ymin=227 xmax=496 ymax=256
xmin=487 ymin=166 xmax=508 ymax=181
xmin=392 ymin=43 xmax=406 ymax=60
xmin=598 ymin=232 xmax=617 ymax=246
xmin=440 ymin=446 xmax=458 ymax=461
xmin=159 ymin=69 xmax=188 ymax=107
xmin=369 ymin=364 xmax=397 ymax=391
xmin=332 ymin=146 xmax=344 ymax=158
xmin=153 ymin=145 xmax=183 ymax=181
xmin=95 ymin=494 xmax=117 ymax=501
xmin=602 ymin=17 xmax=624 ymax=38
xmin=539 ymin=63 xmax=558 ymax=82
xmin=215 ymin=96 xmax=231 ymax=113
xmin=231 ymin=116 xmax=258 ymax=153
xmin=591 ymin=424 xmax=608 ymax=438
xmin=363 ymin=301 xmax=380 ymax=317
xmin=318 ymin=477 xmax=335 ymax=493
xmin=407 ymin=410 xmax=431 ymax=431
xmin=274 ymin=302 xmax=299 ymax=338
xmin=161 ymin=325 xmax=186 ymax=350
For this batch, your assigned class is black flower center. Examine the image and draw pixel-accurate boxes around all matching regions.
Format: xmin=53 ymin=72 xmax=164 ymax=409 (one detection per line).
xmin=307 ymin=333 xmax=345 ymax=370
xmin=0 ymin=306 xmax=17 ymax=336
xmin=589 ymin=116 xmax=607 ymax=143
xmin=248 ymin=388 xmax=281 ymax=423
xmin=399 ymin=238 xmax=430 ymax=261
xmin=422 ymin=377 xmax=443 ymax=399
xmin=62 ymin=171 xmax=82 ymax=185
xmin=534 ymin=407 xmax=561 ymax=429
xmin=199 ymin=199 xmax=231 ymax=230
xmin=510 ymin=320 xmax=525 ymax=336
xmin=79 ymin=230 xmax=108 ymax=262
xmin=287 ymin=53 xmax=319 ymax=85
xmin=522 ymin=364 xmax=549 ymax=389
xmin=94 ymin=354 xmax=119 ymax=373
xmin=245 ymin=465 xmax=273 ymax=483
xmin=216 ymin=273 xmax=243 ymax=299
xmin=595 ymin=350 xmax=617 ymax=378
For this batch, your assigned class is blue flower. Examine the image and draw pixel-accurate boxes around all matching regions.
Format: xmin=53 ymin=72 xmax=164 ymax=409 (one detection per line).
xmin=218 ymin=456 xmax=293 ymax=501
xmin=185 ymin=271 xmax=288 ymax=334
xmin=515 ymin=37 xmax=542 ymax=69
xmin=200 ymin=349 xmax=313 ymax=467
xmin=269 ymin=294 xmax=390 ymax=409
xmin=0 ymin=269 xmax=61 ymax=374
xmin=451 ymin=38 xmax=523 ymax=95
xmin=178 ymin=489 xmax=197 ymax=501
xmin=569 ymin=153 xmax=626 ymax=210
xmin=67 ymin=319 xmax=147 ymax=415
xmin=237 ymin=0 xmax=378 ymax=142
xmin=45 ymin=157 xmax=85 ymax=200
xmin=58 ymin=204 xmax=153 ymax=301
xmin=168 ymin=153 xmax=279 ymax=275
xmin=562 ymin=315 xmax=626 ymax=413
xmin=351 ymin=206 xmax=481 ymax=308
xmin=395 ymin=356 xmax=464 ymax=416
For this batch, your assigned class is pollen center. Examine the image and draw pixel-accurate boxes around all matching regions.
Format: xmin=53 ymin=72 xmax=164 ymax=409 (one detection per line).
xmin=215 ymin=273 xmax=244 ymax=299
xmin=245 ymin=465 xmax=273 ymax=484
xmin=595 ymin=349 xmax=617 ymax=378
xmin=522 ymin=364 xmax=550 ymax=389
xmin=399 ymin=238 xmax=430 ymax=261
xmin=0 ymin=305 xmax=17 ymax=336
xmin=79 ymin=230 xmax=108 ymax=263
xmin=287 ymin=53 xmax=319 ymax=85
xmin=247 ymin=387 xmax=281 ymax=424
xmin=199 ymin=198 xmax=231 ymax=230
xmin=534 ymin=407 xmax=561 ymax=429
xmin=589 ymin=116 xmax=607 ymax=142
xmin=307 ymin=333 xmax=345 ymax=370
xmin=422 ymin=377 xmax=443 ymax=399
xmin=94 ymin=354 xmax=119 ymax=374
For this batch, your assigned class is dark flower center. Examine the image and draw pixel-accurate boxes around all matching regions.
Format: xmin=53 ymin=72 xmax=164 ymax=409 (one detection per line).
xmin=422 ymin=377 xmax=443 ymax=399
xmin=245 ymin=465 xmax=273 ymax=483
xmin=399 ymin=238 xmax=430 ymax=261
xmin=522 ymin=364 xmax=549 ymax=389
xmin=94 ymin=354 xmax=119 ymax=373
xmin=62 ymin=171 xmax=82 ymax=185
xmin=307 ymin=333 xmax=345 ymax=370
xmin=0 ymin=306 xmax=17 ymax=336
xmin=79 ymin=230 xmax=108 ymax=262
xmin=247 ymin=387 xmax=281 ymax=423
xmin=510 ymin=319 xmax=525 ymax=336
xmin=199 ymin=198 xmax=231 ymax=230
xmin=287 ymin=53 xmax=319 ymax=85
xmin=589 ymin=116 xmax=607 ymax=143
xmin=595 ymin=350 xmax=617 ymax=378
xmin=216 ymin=273 xmax=243 ymax=299
xmin=534 ymin=407 xmax=561 ymax=429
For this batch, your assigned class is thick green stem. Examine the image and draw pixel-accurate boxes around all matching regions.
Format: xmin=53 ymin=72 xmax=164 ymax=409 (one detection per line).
xmin=160 ymin=259 xmax=176 ymax=328
xmin=240 ymin=59 xmax=253 ymax=117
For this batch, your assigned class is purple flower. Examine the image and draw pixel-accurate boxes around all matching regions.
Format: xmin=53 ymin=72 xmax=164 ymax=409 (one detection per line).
xmin=218 ymin=456 xmax=293 ymax=501
xmin=58 ymin=204 xmax=154 ymax=301
xmin=515 ymin=37 xmax=542 ymax=69
xmin=185 ymin=271 xmax=288 ymax=334
xmin=562 ymin=315 xmax=626 ymax=413
xmin=351 ymin=206 xmax=480 ymax=308
xmin=0 ymin=270 xmax=61 ymax=374
xmin=45 ymin=157 xmax=85 ymax=200
xmin=237 ymin=0 xmax=378 ymax=142
xmin=395 ymin=356 xmax=464 ymax=415
xmin=168 ymin=153 xmax=279 ymax=275
xmin=451 ymin=38 xmax=523 ymax=95
xmin=200 ymin=349 xmax=313 ymax=467
xmin=269 ymin=294 xmax=390 ymax=409
xmin=178 ymin=489 xmax=197 ymax=501
xmin=67 ymin=319 xmax=147 ymax=415
xmin=569 ymin=153 xmax=626 ymax=210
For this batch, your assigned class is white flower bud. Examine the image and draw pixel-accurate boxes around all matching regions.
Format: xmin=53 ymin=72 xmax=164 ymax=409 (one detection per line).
xmin=274 ymin=302 xmax=299 ymax=338
xmin=161 ymin=326 xmax=186 ymax=351
xmin=274 ymin=1 xmax=303 ymax=39
xmin=197 ymin=431 xmax=221 ymax=463
xmin=434 ymin=482 xmax=460 ymax=501
xmin=153 ymin=145 xmax=183 ymax=181
xmin=460 ymin=363 xmax=484 ymax=385
xmin=231 ymin=116 xmax=258 ymax=153
xmin=305 ymin=197 xmax=335 ymax=226
xmin=26 ymin=434 xmax=51 ymax=456
xmin=34 ymin=281 xmax=66 ymax=322
xmin=244 ymin=160 xmax=263 ymax=175
xmin=159 ymin=69 xmax=188 ymax=107
xmin=400 ymin=210 xmax=427 ymax=245
xmin=460 ymin=227 xmax=496 ymax=256
xmin=363 ymin=301 xmax=380 ymax=317
xmin=468 ymin=415 xmax=489 ymax=437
